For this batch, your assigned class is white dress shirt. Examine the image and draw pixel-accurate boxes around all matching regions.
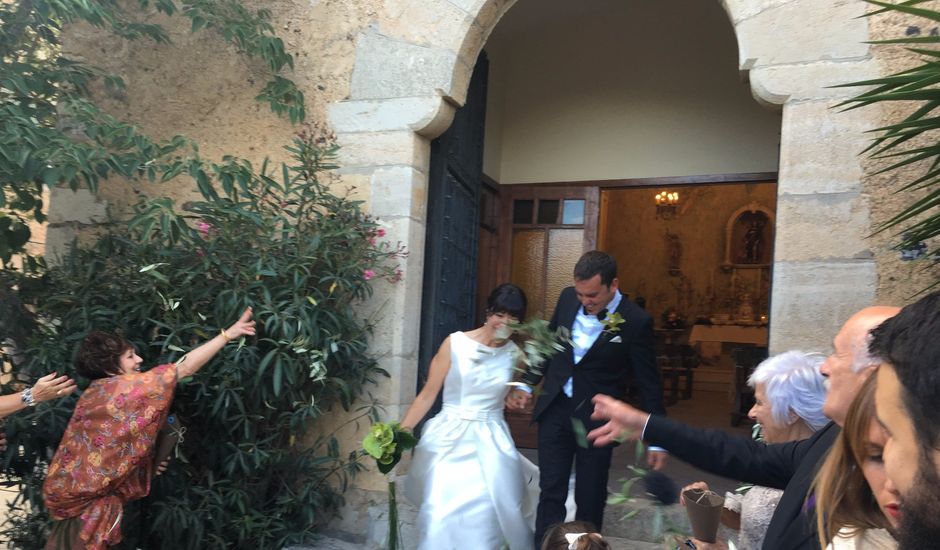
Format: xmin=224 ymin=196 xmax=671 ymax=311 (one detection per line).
xmin=563 ymin=290 xmax=623 ymax=397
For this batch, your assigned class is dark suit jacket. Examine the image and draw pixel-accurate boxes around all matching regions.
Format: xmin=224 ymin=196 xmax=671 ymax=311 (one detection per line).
xmin=522 ymin=287 xmax=665 ymax=422
xmin=644 ymin=416 xmax=840 ymax=550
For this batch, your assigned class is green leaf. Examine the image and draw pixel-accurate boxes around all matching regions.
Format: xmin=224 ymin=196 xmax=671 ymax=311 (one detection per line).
xmin=571 ymin=418 xmax=588 ymax=449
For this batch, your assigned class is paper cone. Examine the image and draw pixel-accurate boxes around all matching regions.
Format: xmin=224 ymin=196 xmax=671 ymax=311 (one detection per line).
xmin=682 ymin=488 xmax=724 ymax=543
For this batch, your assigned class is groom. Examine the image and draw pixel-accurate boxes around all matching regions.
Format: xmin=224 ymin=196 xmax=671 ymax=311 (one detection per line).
xmin=508 ymin=250 xmax=666 ymax=545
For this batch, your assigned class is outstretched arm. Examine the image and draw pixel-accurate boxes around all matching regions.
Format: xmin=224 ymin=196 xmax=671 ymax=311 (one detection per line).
xmin=400 ymin=337 xmax=452 ymax=430
xmin=176 ymin=308 xmax=256 ymax=379
xmin=589 ymin=394 xmax=808 ymax=489
xmin=0 ymin=372 xmax=76 ymax=420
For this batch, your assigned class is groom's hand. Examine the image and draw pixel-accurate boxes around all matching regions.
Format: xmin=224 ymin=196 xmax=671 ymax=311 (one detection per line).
xmin=647 ymin=450 xmax=668 ymax=470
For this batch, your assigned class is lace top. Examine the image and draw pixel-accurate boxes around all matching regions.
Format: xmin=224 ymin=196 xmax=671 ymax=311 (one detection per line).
xmin=724 ymin=485 xmax=784 ymax=550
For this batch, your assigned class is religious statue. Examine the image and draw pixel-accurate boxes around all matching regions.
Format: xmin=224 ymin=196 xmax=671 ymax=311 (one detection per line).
xmin=736 ymin=292 xmax=755 ymax=322
xmin=665 ymin=231 xmax=682 ymax=276
xmin=743 ymin=220 xmax=764 ymax=263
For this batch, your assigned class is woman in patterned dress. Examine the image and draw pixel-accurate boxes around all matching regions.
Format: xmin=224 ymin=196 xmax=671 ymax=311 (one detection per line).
xmin=43 ymin=308 xmax=255 ymax=550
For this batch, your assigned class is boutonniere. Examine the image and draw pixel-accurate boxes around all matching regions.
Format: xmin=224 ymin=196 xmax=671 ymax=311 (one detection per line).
xmin=601 ymin=312 xmax=625 ymax=334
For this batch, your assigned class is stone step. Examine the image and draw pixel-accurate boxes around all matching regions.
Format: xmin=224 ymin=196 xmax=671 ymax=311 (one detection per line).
xmin=288 ymin=535 xmax=665 ymax=550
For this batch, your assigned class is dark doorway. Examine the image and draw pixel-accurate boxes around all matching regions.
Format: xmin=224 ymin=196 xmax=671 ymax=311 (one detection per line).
xmin=416 ymin=53 xmax=490 ymax=421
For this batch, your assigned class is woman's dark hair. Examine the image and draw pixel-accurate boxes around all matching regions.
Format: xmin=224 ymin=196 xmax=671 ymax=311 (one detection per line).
xmin=485 ymin=283 xmax=527 ymax=321
xmin=541 ymin=520 xmax=610 ymax=550
xmin=76 ymin=331 xmax=133 ymax=380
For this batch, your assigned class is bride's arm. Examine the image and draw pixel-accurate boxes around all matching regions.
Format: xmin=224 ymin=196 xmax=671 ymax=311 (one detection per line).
xmin=400 ymin=337 xmax=452 ymax=430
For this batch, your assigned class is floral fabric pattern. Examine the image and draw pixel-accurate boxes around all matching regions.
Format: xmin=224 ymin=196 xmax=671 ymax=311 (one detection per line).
xmin=43 ymin=364 xmax=177 ymax=550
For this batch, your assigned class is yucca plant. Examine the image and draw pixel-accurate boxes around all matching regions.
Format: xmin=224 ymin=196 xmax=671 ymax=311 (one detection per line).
xmin=836 ymin=0 xmax=940 ymax=288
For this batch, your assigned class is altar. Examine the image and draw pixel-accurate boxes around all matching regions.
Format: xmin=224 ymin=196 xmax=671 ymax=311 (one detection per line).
xmin=688 ymin=324 xmax=768 ymax=347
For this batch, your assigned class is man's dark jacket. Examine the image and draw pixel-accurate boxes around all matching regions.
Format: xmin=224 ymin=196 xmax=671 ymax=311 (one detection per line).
xmin=644 ymin=416 xmax=840 ymax=550
xmin=522 ymin=287 xmax=665 ymax=421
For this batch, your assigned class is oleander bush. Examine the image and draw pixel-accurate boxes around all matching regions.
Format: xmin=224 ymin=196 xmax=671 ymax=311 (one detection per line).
xmin=0 ymin=131 xmax=404 ymax=549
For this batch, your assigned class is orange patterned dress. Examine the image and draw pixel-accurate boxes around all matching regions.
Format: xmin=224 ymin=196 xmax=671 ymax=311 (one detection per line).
xmin=43 ymin=364 xmax=177 ymax=550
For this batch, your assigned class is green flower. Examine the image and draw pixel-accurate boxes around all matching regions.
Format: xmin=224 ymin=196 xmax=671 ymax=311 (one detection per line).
xmin=362 ymin=422 xmax=418 ymax=475
xmin=601 ymin=312 xmax=625 ymax=333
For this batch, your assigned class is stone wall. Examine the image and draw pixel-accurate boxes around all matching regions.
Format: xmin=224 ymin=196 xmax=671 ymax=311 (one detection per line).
xmin=865 ymin=4 xmax=940 ymax=304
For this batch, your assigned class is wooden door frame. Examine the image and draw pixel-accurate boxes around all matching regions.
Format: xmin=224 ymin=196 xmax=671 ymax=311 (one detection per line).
xmin=495 ymin=185 xmax=599 ymax=286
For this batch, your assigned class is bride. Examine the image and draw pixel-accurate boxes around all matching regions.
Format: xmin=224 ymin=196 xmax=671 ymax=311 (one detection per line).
xmin=401 ymin=283 xmax=535 ymax=550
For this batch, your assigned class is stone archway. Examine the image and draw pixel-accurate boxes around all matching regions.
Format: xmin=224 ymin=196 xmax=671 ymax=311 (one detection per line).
xmin=329 ymin=0 xmax=879 ymax=409
xmin=326 ymin=1 xmax=883 ymax=543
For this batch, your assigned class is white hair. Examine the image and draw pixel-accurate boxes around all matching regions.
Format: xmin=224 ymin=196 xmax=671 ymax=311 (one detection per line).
xmin=850 ymin=326 xmax=882 ymax=373
xmin=748 ymin=350 xmax=828 ymax=431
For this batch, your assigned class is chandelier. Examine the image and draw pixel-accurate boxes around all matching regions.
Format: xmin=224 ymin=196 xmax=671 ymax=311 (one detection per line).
xmin=654 ymin=191 xmax=679 ymax=219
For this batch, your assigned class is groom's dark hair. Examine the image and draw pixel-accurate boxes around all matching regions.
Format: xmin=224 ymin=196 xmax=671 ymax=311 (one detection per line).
xmin=574 ymin=250 xmax=617 ymax=287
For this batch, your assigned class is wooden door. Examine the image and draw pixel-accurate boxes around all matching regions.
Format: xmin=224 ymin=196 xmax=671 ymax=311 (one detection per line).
xmin=499 ymin=185 xmax=598 ymax=448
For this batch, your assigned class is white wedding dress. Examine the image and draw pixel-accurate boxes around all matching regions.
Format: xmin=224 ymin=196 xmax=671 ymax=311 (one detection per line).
xmin=405 ymin=331 xmax=536 ymax=550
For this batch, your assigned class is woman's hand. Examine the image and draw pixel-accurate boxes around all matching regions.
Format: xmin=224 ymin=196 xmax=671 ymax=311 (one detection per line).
xmin=30 ymin=372 xmax=77 ymax=403
xmin=155 ymin=458 xmax=170 ymax=476
xmin=224 ymin=307 xmax=256 ymax=340
xmin=679 ymin=481 xmax=710 ymax=506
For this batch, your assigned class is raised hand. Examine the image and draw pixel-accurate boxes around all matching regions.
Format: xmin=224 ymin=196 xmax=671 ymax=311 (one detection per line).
xmin=587 ymin=394 xmax=647 ymax=447
xmin=225 ymin=307 xmax=256 ymax=340
xmin=30 ymin=372 xmax=77 ymax=403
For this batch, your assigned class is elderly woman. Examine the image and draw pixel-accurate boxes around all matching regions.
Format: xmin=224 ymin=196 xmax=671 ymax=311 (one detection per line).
xmin=43 ymin=308 xmax=255 ymax=550
xmin=682 ymin=350 xmax=828 ymax=550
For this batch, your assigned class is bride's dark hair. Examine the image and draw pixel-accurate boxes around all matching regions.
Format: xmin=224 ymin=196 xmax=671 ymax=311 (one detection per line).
xmin=485 ymin=283 xmax=527 ymax=321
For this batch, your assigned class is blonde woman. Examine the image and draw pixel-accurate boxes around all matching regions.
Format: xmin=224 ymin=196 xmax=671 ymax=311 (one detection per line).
xmin=812 ymin=374 xmax=897 ymax=550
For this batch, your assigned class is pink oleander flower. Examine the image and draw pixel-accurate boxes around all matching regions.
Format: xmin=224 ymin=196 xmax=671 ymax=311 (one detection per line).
xmin=376 ymin=228 xmax=386 ymax=238
xmin=363 ymin=269 xmax=375 ymax=281
xmin=196 ymin=221 xmax=212 ymax=237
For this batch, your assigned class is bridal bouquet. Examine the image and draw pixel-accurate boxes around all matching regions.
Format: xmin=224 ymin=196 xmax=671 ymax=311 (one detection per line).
xmin=362 ymin=422 xmax=417 ymax=550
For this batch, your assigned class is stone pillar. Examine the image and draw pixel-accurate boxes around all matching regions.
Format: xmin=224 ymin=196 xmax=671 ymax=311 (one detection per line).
xmin=726 ymin=0 xmax=880 ymax=352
